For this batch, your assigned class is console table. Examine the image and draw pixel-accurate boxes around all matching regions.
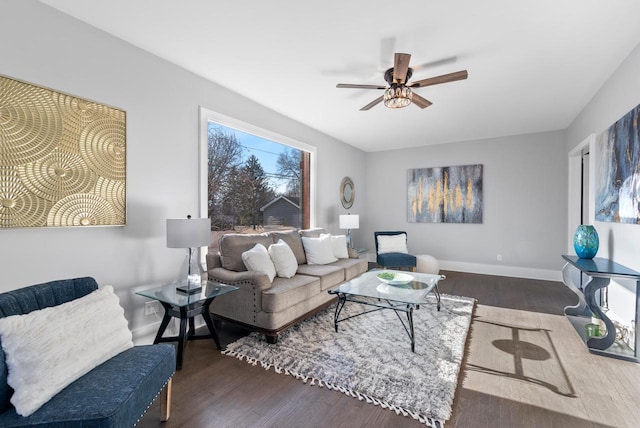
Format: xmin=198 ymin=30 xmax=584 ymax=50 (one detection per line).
xmin=561 ymin=255 xmax=640 ymax=362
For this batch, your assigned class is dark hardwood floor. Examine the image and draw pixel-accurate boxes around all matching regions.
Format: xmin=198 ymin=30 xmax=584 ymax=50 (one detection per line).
xmin=137 ymin=271 xmax=640 ymax=428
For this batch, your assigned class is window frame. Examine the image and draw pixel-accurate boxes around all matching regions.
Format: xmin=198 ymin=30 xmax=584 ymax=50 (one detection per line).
xmin=198 ymin=107 xmax=316 ymax=230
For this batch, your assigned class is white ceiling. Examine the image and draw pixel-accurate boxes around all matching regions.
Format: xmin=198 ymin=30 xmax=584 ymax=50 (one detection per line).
xmin=41 ymin=0 xmax=640 ymax=152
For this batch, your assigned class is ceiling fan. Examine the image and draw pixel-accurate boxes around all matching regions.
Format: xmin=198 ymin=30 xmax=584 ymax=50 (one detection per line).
xmin=336 ymin=52 xmax=468 ymax=111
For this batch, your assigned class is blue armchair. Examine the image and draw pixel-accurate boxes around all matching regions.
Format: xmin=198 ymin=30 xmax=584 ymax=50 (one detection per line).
xmin=374 ymin=231 xmax=417 ymax=271
xmin=0 ymin=277 xmax=175 ymax=427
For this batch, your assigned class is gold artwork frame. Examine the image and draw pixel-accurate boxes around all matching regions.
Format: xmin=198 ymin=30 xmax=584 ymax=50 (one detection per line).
xmin=0 ymin=75 xmax=126 ymax=228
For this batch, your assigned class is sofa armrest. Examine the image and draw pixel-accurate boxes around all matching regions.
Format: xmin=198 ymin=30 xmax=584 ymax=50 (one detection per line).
xmin=207 ymin=267 xmax=272 ymax=291
xmin=206 ymin=252 xmax=222 ymax=269
xmin=208 ymin=267 xmax=272 ymax=326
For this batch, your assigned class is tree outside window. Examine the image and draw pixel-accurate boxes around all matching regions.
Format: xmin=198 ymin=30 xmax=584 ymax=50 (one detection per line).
xmin=207 ymin=122 xmax=309 ymax=236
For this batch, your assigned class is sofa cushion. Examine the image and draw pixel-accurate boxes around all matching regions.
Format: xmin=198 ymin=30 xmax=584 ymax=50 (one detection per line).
xmin=270 ymin=230 xmax=306 ymax=264
xmin=0 ymin=285 xmax=133 ymax=417
xmin=219 ymin=233 xmax=273 ymax=271
xmin=331 ymin=258 xmax=368 ymax=281
xmin=302 ymin=234 xmax=337 ymax=265
xmin=268 ymin=240 xmax=298 ymax=278
xmin=242 ymin=244 xmax=276 ymax=282
xmin=295 ymin=264 xmax=345 ymax=291
xmin=262 ymin=275 xmax=321 ymax=313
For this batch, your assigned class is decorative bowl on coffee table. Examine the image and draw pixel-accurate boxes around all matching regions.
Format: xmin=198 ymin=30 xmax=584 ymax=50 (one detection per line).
xmin=377 ymin=271 xmax=413 ymax=285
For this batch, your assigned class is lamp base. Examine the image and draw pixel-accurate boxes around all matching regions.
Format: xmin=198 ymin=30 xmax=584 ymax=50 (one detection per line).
xmin=176 ymin=283 xmax=202 ymax=294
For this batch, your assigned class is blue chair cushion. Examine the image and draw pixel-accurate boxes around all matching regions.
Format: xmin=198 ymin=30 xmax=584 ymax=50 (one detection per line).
xmin=377 ymin=252 xmax=417 ymax=269
xmin=0 ymin=344 xmax=175 ymax=427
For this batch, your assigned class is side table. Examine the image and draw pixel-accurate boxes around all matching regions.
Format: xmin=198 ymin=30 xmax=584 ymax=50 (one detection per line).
xmin=136 ymin=281 xmax=239 ymax=369
xmin=561 ymin=255 xmax=640 ymax=362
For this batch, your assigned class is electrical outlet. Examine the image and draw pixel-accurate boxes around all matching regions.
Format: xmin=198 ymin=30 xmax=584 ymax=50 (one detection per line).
xmin=497 ymin=254 xmax=503 ymax=262
xmin=144 ymin=301 xmax=158 ymax=316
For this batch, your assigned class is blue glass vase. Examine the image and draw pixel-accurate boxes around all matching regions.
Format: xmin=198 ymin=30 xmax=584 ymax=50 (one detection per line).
xmin=573 ymin=225 xmax=599 ymax=259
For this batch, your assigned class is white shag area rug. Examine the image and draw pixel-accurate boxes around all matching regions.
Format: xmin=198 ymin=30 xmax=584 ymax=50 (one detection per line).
xmin=223 ymin=293 xmax=475 ymax=428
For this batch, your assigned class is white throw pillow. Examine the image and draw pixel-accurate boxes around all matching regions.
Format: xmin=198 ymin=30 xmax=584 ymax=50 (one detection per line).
xmin=377 ymin=233 xmax=409 ymax=254
xmin=325 ymin=234 xmax=349 ymax=259
xmin=302 ymin=234 xmax=338 ymax=265
xmin=0 ymin=285 xmax=133 ymax=417
xmin=268 ymin=239 xmax=298 ymax=278
xmin=242 ymin=243 xmax=276 ymax=282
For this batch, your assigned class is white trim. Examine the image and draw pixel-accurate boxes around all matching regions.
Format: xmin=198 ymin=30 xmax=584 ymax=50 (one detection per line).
xmin=198 ymin=106 xmax=317 ymax=227
xmin=567 ymin=133 xmax=596 ymax=252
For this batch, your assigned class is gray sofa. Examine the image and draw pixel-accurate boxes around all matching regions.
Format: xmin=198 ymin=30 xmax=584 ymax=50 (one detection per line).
xmin=206 ymin=228 xmax=367 ymax=342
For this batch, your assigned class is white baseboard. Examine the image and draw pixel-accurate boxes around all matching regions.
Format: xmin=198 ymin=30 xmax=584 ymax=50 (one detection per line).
xmin=439 ymin=260 xmax=562 ymax=282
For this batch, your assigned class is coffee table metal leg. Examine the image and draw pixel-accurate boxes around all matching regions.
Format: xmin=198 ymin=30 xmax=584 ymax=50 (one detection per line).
xmin=433 ymin=283 xmax=441 ymax=311
xmin=334 ymin=294 xmax=347 ymax=332
xmin=407 ymin=306 xmax=415 ymax=352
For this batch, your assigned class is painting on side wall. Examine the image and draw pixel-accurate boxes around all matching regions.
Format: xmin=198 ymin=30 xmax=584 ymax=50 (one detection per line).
xmin=408 ymin=164 xmax=483 ymax=223
xmin=595 ymin=103 xmax=640 ymax=224
xmin=0 ymin=75 xmax=126 ymax=228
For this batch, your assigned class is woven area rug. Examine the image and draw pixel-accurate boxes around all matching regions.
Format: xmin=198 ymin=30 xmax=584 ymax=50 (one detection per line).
xmin=223 ymin=293 xmax=475 ymax=428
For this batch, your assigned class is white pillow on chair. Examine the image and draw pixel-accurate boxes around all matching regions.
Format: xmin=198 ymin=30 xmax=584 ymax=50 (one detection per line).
xmin=377 ymin=234 xmax=409 ymax=254
xmin=0 ymin=286 xmax=133 ymax=417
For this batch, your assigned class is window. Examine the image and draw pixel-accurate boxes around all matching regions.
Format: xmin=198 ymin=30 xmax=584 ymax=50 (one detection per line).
xmin=199 ymin=108 xmax=315 ymax=246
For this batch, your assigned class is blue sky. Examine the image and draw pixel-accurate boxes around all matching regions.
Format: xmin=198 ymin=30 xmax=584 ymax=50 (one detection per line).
xmin=209 ymin=122 xmax=293 ymax=193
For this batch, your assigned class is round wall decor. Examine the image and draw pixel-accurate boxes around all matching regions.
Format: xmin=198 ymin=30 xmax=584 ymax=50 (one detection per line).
xmin=340 ymin=176 xmax=354 ymax=209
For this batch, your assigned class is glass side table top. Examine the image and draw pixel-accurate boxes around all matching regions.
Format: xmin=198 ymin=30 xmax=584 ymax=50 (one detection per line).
xmin=136 ymin=281 xmax=238 ymax=307
xmin=329 ymin=269 xmax=443 ymax=305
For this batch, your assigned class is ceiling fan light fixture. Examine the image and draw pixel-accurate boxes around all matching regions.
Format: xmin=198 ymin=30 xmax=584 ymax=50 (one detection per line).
xmin=383 ymin=85 xmax=412 ymax=108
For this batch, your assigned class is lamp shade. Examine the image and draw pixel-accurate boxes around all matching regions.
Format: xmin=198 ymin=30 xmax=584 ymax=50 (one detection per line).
xmin=339 ymin=214 xmax=359 ymax=229
xmin=166 ymin=217 xmax=211 ymax=248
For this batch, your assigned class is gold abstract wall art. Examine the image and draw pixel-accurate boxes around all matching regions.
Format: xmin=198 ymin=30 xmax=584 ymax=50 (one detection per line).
xmin=0 ymin=75 xmax=126 ymax=228
xmin=408 ymin=164 xmax=483 ymax=223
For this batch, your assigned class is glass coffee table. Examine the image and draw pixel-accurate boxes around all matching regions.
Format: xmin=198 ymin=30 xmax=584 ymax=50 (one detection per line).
xmin=136 ymin=281 xmax=238 ymax=369
xmin=328 ymin=269 xmax=444 ymax=352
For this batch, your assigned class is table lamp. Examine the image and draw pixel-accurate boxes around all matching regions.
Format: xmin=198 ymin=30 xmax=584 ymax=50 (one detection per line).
xmin=166 ymin=215 xmax=211 ymax=294
xmin=339 ymin=214 xmax=359 ymax=248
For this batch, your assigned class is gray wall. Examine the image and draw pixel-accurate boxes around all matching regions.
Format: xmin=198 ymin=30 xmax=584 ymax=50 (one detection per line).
xmin=365 ymin=131 xmax=567 ymax=280
xmin=567 ymin=41 xmax=640 ymax=272
xmin=3 ymin=0 xmax=639 ymax=338
xmin=0 ymin=1 xmax=366 ymax=340
xmin=566 ymin=41 xmax=640 ymax=327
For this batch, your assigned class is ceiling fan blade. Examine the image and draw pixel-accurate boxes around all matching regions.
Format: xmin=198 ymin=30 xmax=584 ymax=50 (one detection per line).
xmin=409 ymin=70 xmax=468 ymax=88
xmin=411 ymin=93 xmax=433 ymax=109
xmin=360 ymin=96 xmax=384 ymax=111
xmin=393 ymin=53 xmax=411 ymax=84
xmin=337 ymin=83 xmax=387 ymax=90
